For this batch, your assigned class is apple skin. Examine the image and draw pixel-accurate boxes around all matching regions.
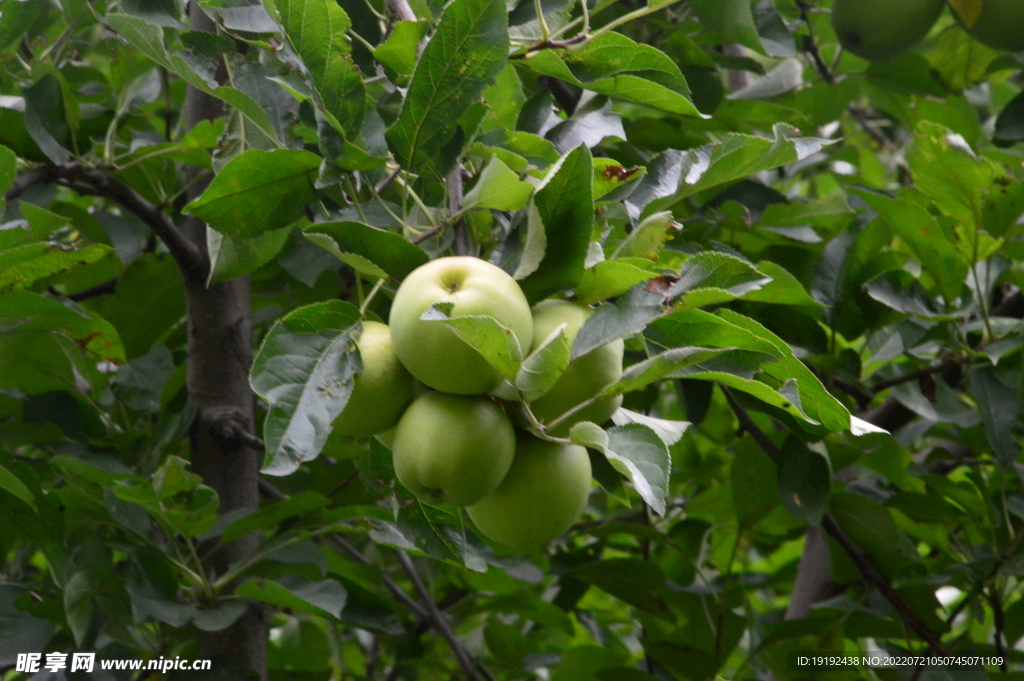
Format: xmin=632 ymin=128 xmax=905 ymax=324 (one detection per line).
xmin=523 ymin=300 xmax=623 ymax=437
xmin=468 ymin=434 xmax=591 ymax=552
xmin=831 ymin=0 xmax=945 ymax=61
xmin=962 ymin=0 xmax=1024 ymax=51
xmin=332 ymin=322 xmax=416 ymax=436
xmin=389 ymin=257 xmax=533 ymax=395
xmin=392 ymin=392 xmax=516 ymax=506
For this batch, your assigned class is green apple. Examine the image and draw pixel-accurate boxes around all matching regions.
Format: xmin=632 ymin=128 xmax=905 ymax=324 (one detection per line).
xmin=392 ymin=392 xmax=515 ymax=506
xmin=468 ymin=435 xmax=591 ymax=552
xmin=832 ymin=0 xmax=945 ymax=61
xmin=389 ymin=257 xmax=533 ymax=395
xmin=524 ymin=300 xmax=623 ymax=437
xmin=332 ymin=321 xmax=416 ymax=436
xmin=962 ymin=0 xmax=1024 ymax=51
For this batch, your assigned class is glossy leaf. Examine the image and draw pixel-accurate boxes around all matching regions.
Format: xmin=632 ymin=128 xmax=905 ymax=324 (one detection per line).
xmin=463 ymin=156 xmax=533 ymax=212
xmin=515 ymin=325 xmax=570 ymax=402
xmin=184 ymin=149 xmax=321 ymax=238
xmin=304 ymin=221 xmax=428 ymax=280
xmin=573 ymin=258 xmax=660 ymax=306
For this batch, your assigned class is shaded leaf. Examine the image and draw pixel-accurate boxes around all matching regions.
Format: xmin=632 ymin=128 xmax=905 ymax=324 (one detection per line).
xmin=517 ymin=145 xmax=594 ymax=300
xmin=250 ymin=301 xmax=362 ymax=476
xmin=570 ymin=421 xmax=670 ymax=515
xmin=386 ymin=0 xmax=509 ymax=176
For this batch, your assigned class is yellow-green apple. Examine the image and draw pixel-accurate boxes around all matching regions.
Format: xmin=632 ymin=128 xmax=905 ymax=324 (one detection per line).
xmin=962 ymin=0 xmax=1024 ymax=51
xmin=468 ymin=435 xmax=591 ymax=552
xmin=389 ymin=257 xmax=533 ymax=395
xmin=831 ymin=0 xmax=945 ymax=61
xmin=523 ymin=300 xmax=623 ymax=436
xmin=392 ymin=392 xmax=515 ymax=506
xmin=332 ymin=322 xmax=415 ymax=436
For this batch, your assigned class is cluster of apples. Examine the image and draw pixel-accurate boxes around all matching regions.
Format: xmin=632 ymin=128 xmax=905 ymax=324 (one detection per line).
xmin=332 ymin=257 xmax=624 ymax=552
xmin=832 ymin=0 xmax=1024 ymax=62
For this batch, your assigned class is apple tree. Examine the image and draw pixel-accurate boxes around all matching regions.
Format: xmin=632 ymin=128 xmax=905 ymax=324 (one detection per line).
xmin=0 ymin=0 xmax=1023 ymax=679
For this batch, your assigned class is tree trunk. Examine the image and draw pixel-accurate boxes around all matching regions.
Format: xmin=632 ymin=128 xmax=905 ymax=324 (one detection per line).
xmin=183 ymin=3 xmax=266 ymax=678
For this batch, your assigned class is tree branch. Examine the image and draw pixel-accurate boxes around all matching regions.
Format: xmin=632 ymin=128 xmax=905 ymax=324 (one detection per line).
xmin=7 ymin=164 xmax=207 ymax=285
xmin=395 ymin=550 xmax=494 ymax=681
xmin=61 ymin=169 xmax=207 ymax=283
xmin=723 ymin=389 xmax=949 ymax=654
xmin=870 ymin=356 xmax=959 ymax=394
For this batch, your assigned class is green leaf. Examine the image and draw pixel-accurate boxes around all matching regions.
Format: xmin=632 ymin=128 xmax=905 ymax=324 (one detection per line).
xmin=610 ymin=408 xmax=689 ymax=446
xmin=199 ymin=0 xmax=278 ymax=32
xmin=463 ymin=156 xmax=533 ymax=212
xmin=741 ymin=261 xmax=823 ymax=307
xmin=250 ymin=301 xmax=363 ymax=476
xmin=574 ymin=284 xmax=665 ymax=359
xmin=207 ymin=226 xmax=291 ymax=285
xmin=521 ymin=32 xmax=700 ymax=117
xmin=651 ymin=309 xmax=850 ymax=434
xmin=0 ymin=144 xmax=15 ymax=200
xmin=613 ymin=211 xmax=680 ymax=261
xmin=626 ymin=124 xmax=833 ymax=220
xmin=237 ymin=575 xmax=347 ymax=618
xmin=374 ymin=20 xmax=429 ymax=76
xmin=671 ymin=251 xmax=772 ymax=310
xmin=0 ymin=242 xmax=113 ymax=292
xmin=515 ymin=325 xmax=570 ymax=402
xmin=854 ymin=190 xmax=967 ymax=303
xmin=110 ymin=344 xmax=175 ymax=411
xmin=303 ymin=221 xmax=428 ymax=281
xmin=517 ymin=145 xmax=594 ymax=300
xmin=731 ymin=443 xmax=778 ymax=525
xmin=593 ymin=158 xmax=645 ymax=202
xmin=421 ymin=304 xmax=522 ymax=381
xmin=23 ymin=75 xmax=71 ymax=164
xmin=778 ymin=438 xmax=831 ymax=525
xmin=570 ymin=421 xmax=670 ymax=515
xmin=106 ymin=14 xmax=279 ymax=140
xmin=569 ymin=559 xmax=675 ymax=621
xmin=274 ymin=0 xmax=365 ymax=139
xmin=0 ymin=290 xmax=125 ymax=362
xmin=573 ymin=258 xmax=660 ymax=306
xmin=0 ymin=459 xmax=36 ymax=512
xmin=907 ymin=121 xmax=995 ymax=231
xmin=603 ymin=346 xmax=731 ymax=396
xmin=687 ymin=0 xmax=762 ymax=52
xmin=0 ymin=0 xmax=44 ymax=51
xmin=184 ymin=149 xmax=321 ymax=237
xmin=829 ymin=491 xmax=922 ymax=578
xmin=222 ymin=491 xmax=331 ymax=542
xmin=386 ymin=0 xmax=508 ymax=176
xmin=863 ymin=269 xmax=951 ymax=319
xmin=153 ymin=455 xmax=202 ymax=499
xmin=969 ymin=365 xmax=1024 ymax=468
xmin=63 ymin=572 xmax=93 ymax=647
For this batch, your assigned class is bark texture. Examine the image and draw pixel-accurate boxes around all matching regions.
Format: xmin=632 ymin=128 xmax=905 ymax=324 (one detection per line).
xmin=184 ymin=3 xmax=266 ymax=678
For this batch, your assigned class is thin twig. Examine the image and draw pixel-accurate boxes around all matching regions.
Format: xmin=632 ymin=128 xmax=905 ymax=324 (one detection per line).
xmin=395 ymin=550 xmax=494 ymax=681
xmin=333 ymin=537 xmax=429 ymax=621
xmin=723 ymin=389 xmax=949 ymax=654
xmin=869 ymin=357 xmax=959 ymax=394
xmin=509 ymin=33 xmax=588 ymax=60
xmin=796 ymin=1 xmax=834 ymax=84
xmin=12 ymin=164 xmax=208 ymax=283
xmin=411 ymin=224 xmax=443 ymax=245
xmin=448 ymin=166 xmax=470 ymax=256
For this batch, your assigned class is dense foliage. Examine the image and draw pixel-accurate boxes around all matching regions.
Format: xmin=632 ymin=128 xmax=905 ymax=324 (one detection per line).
xmin=1 ymin=0 xmax=1024 ymax=679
